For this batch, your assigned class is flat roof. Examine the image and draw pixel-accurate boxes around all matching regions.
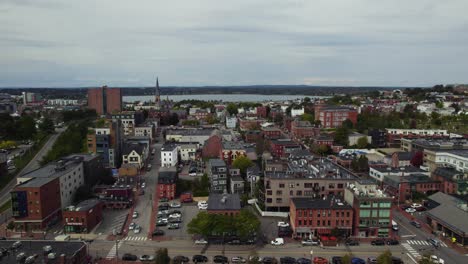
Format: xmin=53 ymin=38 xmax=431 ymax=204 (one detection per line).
xmin=20 ymin=158 xmax=82 ymax=179
xmin=17 ymin=176 xmax=58 ymax=188
xmin=209 ymin=159 xmax=226 ymax=167
xmin=64 ymin=199 xmax=101 ymax=212
xmin=371 ymin=165 xmax=427 ymax=174
xmin=0 ymin=240 xmax=86 ymax=264
xmin=292 ymin=197 xmax=352 ymax=210
xmin=427 ymin=192 xmax=468 ymax=234
xmin=207 ymin=193 xmax=241 ymax=211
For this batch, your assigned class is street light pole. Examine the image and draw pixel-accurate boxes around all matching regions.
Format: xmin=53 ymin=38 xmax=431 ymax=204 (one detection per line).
xmin=115 ymin=239 xmax=120 ymax=259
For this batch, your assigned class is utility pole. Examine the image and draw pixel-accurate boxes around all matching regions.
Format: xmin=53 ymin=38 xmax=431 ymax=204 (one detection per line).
xmin=115 ymin=239 xmax=120 ymax=259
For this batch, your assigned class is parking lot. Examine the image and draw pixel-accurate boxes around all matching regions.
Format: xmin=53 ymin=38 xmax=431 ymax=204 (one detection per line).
xmin=156 ymin=200 xmax=200 ymax=240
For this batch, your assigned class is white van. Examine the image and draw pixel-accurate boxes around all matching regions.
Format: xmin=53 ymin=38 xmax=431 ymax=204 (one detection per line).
xmin=392 ymin=220 xmax=399 ymax=231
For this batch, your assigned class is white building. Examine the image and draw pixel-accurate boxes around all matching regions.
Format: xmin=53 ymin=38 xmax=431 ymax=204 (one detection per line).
xmin=226 ymin=116 xmax=237 ymax=129
xmin=134 ymin=122 xmax=155 ymax=140
xmin=161 ymin=144 xmax=178 ymax=167
xmin=348 ymin=132 xmax=372 ymax=147
xmin=291 ymin=107 xmax=305 ymax=117
xmin=180 ymin=144 xmax=197 ymax=162
xmin=425 ymin=150 xmax=468 ymax=173
xmin=369 ymin=166 xmax=429 ymax=182
xmin=385 ymin=128 xmax=448 ymax=137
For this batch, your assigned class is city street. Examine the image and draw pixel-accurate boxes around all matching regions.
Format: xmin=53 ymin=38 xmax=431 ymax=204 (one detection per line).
xmin=0 ymin=127 xmax=67 ymax=205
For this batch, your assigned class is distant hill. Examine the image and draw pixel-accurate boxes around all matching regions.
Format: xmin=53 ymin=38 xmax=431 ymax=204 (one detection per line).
xmin=0 ymin=85 xmax=424 ymax=98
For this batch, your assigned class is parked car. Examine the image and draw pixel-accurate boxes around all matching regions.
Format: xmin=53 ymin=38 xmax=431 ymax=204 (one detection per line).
xmin=129 ymin=222 xmax=136 ymax=230
xmin=280 ymin=257 xmax=296 ymax=264
xmin=132 ymin=211 xmax=138 ymax=219
xmin=410 ymin=221 xmax=421 ymax=228
xmin=386 ymin=239 xmax=399 ymax=245
xmin=366 ymin=257 xmax=377 ymax=264
xmin=122 ymin=253 xmax=137 ymax=261
xmin=133 ymin=225 xmax=141 ymax=234
xmin=152 ymin=229 xmax=165 ymax=236
xmin=168 ymin=223 xmax=180 ymax=229
xmin=213 ymin=255 xmax=229 ymax=263
xmin=271 ymin=238 xmax=284 ymax=246
xmin=411 ymin=203 xmax=422 ymax=208
xmin=170 ymin=202 xmax=181 ymax=208
xmin=156 ymin=220 xmax=168 ymax=226
xmin=169 ymin=213 xmax=182 ymax=218
xmin=277 ymin=221 xmax=289 ymax=227
xmin=331 ymin=256 xmax=343 ymax=264
xmin=169 ymin=209 xmax=182 ymax=214
xmin=313 ymin=257 xmax=329 ymax=264
xmin=297 ymin=258 xmax=312 ymax=264
xmin=231 ymin=256 xmax=247 ymax=263
xmin=192 ymin=255 xmax=209 ymax=263
xmin=345 ymin=239 xmax=359 ymax=246
xmin=169 ymin=217 xmax=182 ymax=223
xmin=405 ymin=207 xmax=416 ymax=213
xmin=301 ymin=239 xmax=320 ymax=246
xmin=195 ymin=239 xmax=208 ymax=245
xmin=390 ymin=257 xmax=404 ymax=264
xmin=227 ymin=239 xmax=241 ymax=245
xmin=249 ymin=256 xmax=263 ymax=262
xmin=428 ymin=255 xmax=445 ymax=264
xmin=351 ymin=258 xmax=365 ymax=264
xmin=371 ymin=239 xmax=385 ymax=246
xmin=173 ymin=256 xmax=190 ymax=263
xmin=140 ymin=255 xmax=155 ymax=261
xmin=262 ymin=257 xmax=277 ymax=264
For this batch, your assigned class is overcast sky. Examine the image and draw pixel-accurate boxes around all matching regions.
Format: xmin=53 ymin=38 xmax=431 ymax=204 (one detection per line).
xmin=1 ymin=0 xmax=467 ymax=87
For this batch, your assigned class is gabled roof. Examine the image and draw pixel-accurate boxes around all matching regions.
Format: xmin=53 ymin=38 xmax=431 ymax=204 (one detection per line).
xmin=123 ymin=142 xmax=145 ymax=156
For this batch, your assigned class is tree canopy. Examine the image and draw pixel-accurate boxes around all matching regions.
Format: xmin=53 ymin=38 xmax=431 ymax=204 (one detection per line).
xmin=226 ymin=103 xmax=239 ymax=116
xmin=232 ymin=156 xmax=254 ymax=175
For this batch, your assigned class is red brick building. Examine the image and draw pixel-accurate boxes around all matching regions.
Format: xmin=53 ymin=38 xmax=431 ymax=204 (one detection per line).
xmin=261 ymin=127 xmax=282 ymax=139
xmin=202 ymin=134 xmax=223 ymax=158
xmin=11 ymin=177 xmax=61 ymax=232
xmin=432 ymin=167 xmax=465 ymax=195
xmin=269 ymin=139 xmax=301 ymax=158
xmin=245 ymin=130 xmax=262 ymax=143
xmin=313 ymin=135 xmax=334 ymax=147
xmin=87 ymin=86 xmax=122 ymax=115
xmin=239 ymin=119 xmax=264 ymax=131
xmin=383 ymin=174 xmax=442 ymax=203
xmin=291 ymin=120 xmax=320 ymax=139
xmin=290 ymin=197 xmax=353 ymax=238
xmin=207 ymin=193 xmax=241 ymax=216
xmin=256 ymin=106 xmax=268 ymax=118
xmin=158 ymin=170 xmax=177 ymax=200
xmin=314 ymin=104 xmax=358 ymax=129
xmin=63 ymin=199 xmax=103 ymax=233
xmin=220 ymin=141 xmax=247 ymax=165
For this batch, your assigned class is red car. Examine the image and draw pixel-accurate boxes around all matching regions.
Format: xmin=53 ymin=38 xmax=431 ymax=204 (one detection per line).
xmin=313 ymin=257 xmax=328 ymax=264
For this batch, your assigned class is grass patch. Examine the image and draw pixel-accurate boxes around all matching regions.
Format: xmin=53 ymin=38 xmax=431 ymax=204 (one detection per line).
xmin=0 ymin=200 xmax=11 ymax=213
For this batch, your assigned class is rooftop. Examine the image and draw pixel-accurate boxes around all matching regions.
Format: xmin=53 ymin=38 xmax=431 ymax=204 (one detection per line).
xmin=433 ymin=167 xmax=467 ymax=180
xmin=123 ymin=142 xmax=146 ymax=155
xmin=346 ymin=180 xmax=390 ymax=199
xmin=426 ymin=192 xmax=468 ymax=234
xmin=383 ymin=174 xmax=437 ymax=188
xmin=292 ymin=197 xmax=352 ymax=210
xmin=207 ymin=193 xmax=241 ymax=211
xmin=0 ymin=240 xmax=86 ymax=264
xmin=222 ymin=141 xmax=246 ymax=150
xmin=20 ymin=156 xmax=83 ymax=180
xmin=64 ymin=199 xmax=101 ymax=212
xmin=161 ymin=143 xmax=177 ymax=152
xmin=433 ymin=149 xmax=468 ymax=158
xmin=209 ymin=159 xmax=226 ymax=167
xmin=371 ymin=165 xmax=428 ymax=174
xmin=404 ymin=138 xmax=468 ymax=149
xmin=266 ymin=159 xmax=358 ymax=180
xmin=17 ymin=176 xmax=58 ymax=188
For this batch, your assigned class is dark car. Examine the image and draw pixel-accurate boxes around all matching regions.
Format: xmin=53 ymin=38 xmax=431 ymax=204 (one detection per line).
xmin=345 ymin=239 xmax=359 ymax=246
xmin=241 ymin=239 xmax=255 ymax=245
xmin=297 ymin=258 xmax=312 ymax=264
xmin=332 ymin=256 xmax=343 ymax=264
xmin=156 ymin=221 xmax=167 ymax=226
xmin=152 ymin=229 xmax=165 ymax=236
xmin=390 ymin=257 xmax=403 ymax=264
xmin=371 ymin=239 xmax=385 ymax=246
xmin=169 ymin=218 xmax=182 ymax=224
xmin=169 ymin=210 xmax=182 ymax=214
xmin=280 ymin=257 xmax=296 ymax=264
xmin=159 ymin=203 xmax=169 ymax=209
xmin=122 ymin=253 xmax=137 ymax=261
xmin=214 ymin=255 xmax=229 ymax=263
xmin=400 ymin=205 xmax=411 ymax=210
xmin=193 ymin=255 xmax=209 ymax=263
xmin=173 ymin=256 xmax=190 ymax=263
xmin=386 ymin=239 xmax=399 ymax=245
xmin=262 ymin=257 xmax=278 ymax=264
xmin=410 ymin=221 xmax=421 ymax=228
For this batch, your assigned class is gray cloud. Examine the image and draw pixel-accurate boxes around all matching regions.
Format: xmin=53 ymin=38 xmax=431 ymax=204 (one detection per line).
xmin=0 ymin=0 xmax=467 ymax=87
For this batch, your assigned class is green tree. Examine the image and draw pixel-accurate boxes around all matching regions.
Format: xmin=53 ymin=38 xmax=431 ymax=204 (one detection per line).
xmin=187 ymin=211 xmax=215 ymax=237
xmin=206 ymin=115 xmax=219 ymax=124
xmin=18 ymin=115 xmax=37 ymax=139
xmin=39 ymin=117 xmax=55 ymax=134
xmin=376 ymin=250 xmax=392 ymax=264
xmin=154 ymin=248 xmax=170 ymax=264
xmin=356 ymin=137 xmax=368 ymax=149
xmin=226 ymin=103 xmax=239 ymax=116
xmin=313 ymin=144 xmax=330 ymax=156
xmin=435 ymin=101 xmax=444 ymax=109
xmin=300 ymin=113 xmax=314 ymax=123
xmin=334 ymin=126 xmax=349 ymax=146
xmin=0 ymin=140 xmax=17 ymax=149
xmin=303 ymin=97 xmax=311 ymax=103
xmin=232 ymin=156 xmax=254 ymax=175
xmin=342 ymin=119 xmax=354 ymax=129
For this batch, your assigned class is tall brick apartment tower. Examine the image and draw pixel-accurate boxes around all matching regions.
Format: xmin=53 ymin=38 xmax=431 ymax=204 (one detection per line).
xmin=87 ymin=86 xmax=122 ymax=115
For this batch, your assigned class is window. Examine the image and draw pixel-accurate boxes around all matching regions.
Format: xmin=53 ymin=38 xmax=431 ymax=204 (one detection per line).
xmin=379 ymin=210 xmax=390 ymax=217
xmin=276 ymin=190 xmax=282 ymax=195
xmin=290 ymin=190 xmax=293 ymax=195
xmin=279 ymin=183 xmax=285 ymax=188
xmin=298 ymin=220 xmax=302 ymax=225
xmin=298 ymin=211 xmax=302 ymax=217
xmin=317 ymin=220 xmax=320 ymax=226
xmin=296 ymin=191 xmax=302 ymax=196
xmin=289 ymin=183 xmax=294 ymax=188
xmin=359 ymin=210 xmax=371 ymax=217
xmin=267 ymin=190 xmax=272 ymax=195
xmin=276 ymin=198 xmax=282 ymax=203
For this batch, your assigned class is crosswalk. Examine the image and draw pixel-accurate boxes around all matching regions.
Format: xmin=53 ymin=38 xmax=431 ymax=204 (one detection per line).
xmin=106 ymin=243 xmax=122 ymax=259
xmin=402 ymin=243 xmax=421 ymax=259
xmin=406 ymin=240 xmax=448 ymax=247
xmin=124 ymin=236 xmax=148 ymax=241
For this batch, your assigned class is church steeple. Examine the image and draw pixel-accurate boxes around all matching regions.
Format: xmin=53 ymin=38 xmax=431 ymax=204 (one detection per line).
xmin=155 ymin=77 xmax=161 ymax=109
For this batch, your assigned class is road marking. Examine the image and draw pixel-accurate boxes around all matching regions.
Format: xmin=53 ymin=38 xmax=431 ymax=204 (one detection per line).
xmin=125 ymin=236 xmax=148 ymax=241
xmin=402 ymin=243 xmax=421 ymax=258
xmin=106 ymin=242 xmax=123 ymax=259
xmin=401 ymin=235 xmax=416 ymax=238
xmin=406 ymin=240 xmax=447 ymax=247
xmin=406 ymin=253 xmax=418 ymax=264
